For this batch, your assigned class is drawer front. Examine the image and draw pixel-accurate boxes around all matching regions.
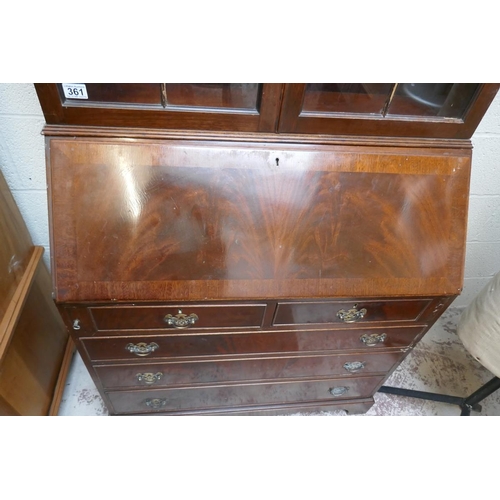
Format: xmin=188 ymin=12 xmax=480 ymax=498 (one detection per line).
xmin=95 ymin=351 xmax=404 ymax=389
xmin=107 ymin=375 xmax=385 ymax=414
xmin=81 ymin=326 xmax=424 ymax=362
xmin=89 ymin=304 xmax=267 ymax=331
xmin=273 ymin=299 xmax=432 ymax=326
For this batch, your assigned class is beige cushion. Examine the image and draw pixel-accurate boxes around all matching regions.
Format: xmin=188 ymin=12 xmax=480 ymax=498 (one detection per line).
xmin=457 ymin=271 xmax=500 ymax=378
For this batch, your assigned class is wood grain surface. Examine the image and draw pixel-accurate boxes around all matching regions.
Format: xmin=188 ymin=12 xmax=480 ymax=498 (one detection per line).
xmin=80 ymin=325 xmax=425 ymax=362
xmin=94 ymin=351 xmax=405 ymax=389
xmin=48 ymin=138 xmax=471 ymax=302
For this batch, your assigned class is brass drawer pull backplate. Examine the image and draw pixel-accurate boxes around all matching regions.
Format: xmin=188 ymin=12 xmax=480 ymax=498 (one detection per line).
xmin=337 ymin=304 xmax=367 ymax=323
xmin=136 ymin=372 xmax=164 ymax=385
xmin=126 ymin=342 xmax=159 ymax=357
xmin=360 ymin=333 xmax=387 ymax=346
xmin=145 ymin=398 xmax=167 ymax=410
xmin=164 ymin=310 xmax=199 ymax=329
xmin=329 ymin=386 xmax=349 ymax=397
xmin=343 ymin=361 xmax=366 ymax=373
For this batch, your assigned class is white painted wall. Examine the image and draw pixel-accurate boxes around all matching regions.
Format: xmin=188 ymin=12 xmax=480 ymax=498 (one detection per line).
xmin=0 ymin=84 xmax=49 ymax=265
xmin=0 ymin=83 xmax=499 ymax=307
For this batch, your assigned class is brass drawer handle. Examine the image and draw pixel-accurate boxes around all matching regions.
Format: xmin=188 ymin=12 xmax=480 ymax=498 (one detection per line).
xmin=360 ymin=333 xmax=387 ymax=347
xmin=145 ymin=398 xmax=167 ymax=410
xmin=136 ymin=372 xmax=163 ymax=385
xmin=126 ymin=342 xmax=159 ymax=357
xmin=329 ymin=386 xmax=349 ymax=397
xmin=164 ymin=310 xmax=199 ymax=329
xmin=343 ymin=361 xmax=365 ymax=373
xmin=337 ymin=304 xmax=367 ymax=323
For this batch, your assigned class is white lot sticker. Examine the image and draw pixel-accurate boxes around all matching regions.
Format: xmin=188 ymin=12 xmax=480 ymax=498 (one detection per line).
xmin=62 ymin=83 xmax=88 ymax=99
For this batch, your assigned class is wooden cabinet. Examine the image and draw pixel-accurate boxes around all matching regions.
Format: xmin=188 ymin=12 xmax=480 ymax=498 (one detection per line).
xmin=0 ymin=169 xmax=71 ymax=416
xmin=35 ymin=82 xmax=499 ymax=415
xmin=35 ymin=83 xmax=283 ymax=132
xmin=278 ymin=83 xmax=499 ymax=138
xmin=35 ymin=82 xmax=498 ymax=138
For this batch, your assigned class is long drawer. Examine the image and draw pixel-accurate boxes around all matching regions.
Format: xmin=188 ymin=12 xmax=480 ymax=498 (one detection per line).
xmin=107 ymin=375 xmax=385 ymax=414
xmin=81 ymin=325 xmax=425 ymax=362
xmin=94 ymin=351 xmax=404 ymax=389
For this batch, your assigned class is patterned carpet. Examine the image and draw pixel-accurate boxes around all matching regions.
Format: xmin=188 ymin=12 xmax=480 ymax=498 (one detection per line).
xmin=57 ymin=308 xmax=500 ymax=416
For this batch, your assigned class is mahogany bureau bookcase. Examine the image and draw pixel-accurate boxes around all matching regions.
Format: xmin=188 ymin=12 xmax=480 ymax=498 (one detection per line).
xmin=35 ymin=83 xmax=499 ymax=416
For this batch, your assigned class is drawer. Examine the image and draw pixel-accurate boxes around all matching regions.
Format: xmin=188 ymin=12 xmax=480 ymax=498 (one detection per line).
xmin=88 ymin=303 xmax=267 ymax=331
xmin=81 ymin=325 xmax=425 ymax=362
xmin=273 ymin=299 xmax=433 ymax=326
xmin=95 ymin=351 xmax=404 ymax=389
xmin=106 ymin=375 xmax=385 ymax=414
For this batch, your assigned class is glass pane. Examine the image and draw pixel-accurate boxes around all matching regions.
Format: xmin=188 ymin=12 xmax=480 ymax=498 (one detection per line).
xmin=60 ymin=83 xmax=162 ymax=105
xmin=165 ymin=83 xmax=260 ymax=110
xmin=387 ymin=83 xmax=481 ymax=118
xmin=302 ymin=83 xmax=394 ymax=115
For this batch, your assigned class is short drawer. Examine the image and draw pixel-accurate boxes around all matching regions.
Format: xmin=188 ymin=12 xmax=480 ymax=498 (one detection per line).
xmin=88 ymin=303 xmax=267 ymax=331
xmin=81 ymin=326 xmax=425 ymax=362
xmin=95 ymin=351 xmax=404 ymax=389
xmin=107 ymin=375 xmax=385 ymax=414
xmin=273 ymin=299 xmax=433 ymax=326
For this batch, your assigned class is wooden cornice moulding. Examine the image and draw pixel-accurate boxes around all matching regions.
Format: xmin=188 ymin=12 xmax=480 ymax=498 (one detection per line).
xmin=0 ymin=246 xmax=43 ymax=364
xmin=41 ymin=124 xmax=473 ymax=150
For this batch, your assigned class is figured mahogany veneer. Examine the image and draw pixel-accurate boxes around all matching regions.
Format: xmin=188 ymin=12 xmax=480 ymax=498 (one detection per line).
xmin=48 ymin=138 xmax=470 ymax=303
xmin=79 ymin=325 xmax=427 ymax=362
xmin=94 ymin=351 xmax=406 ymax=390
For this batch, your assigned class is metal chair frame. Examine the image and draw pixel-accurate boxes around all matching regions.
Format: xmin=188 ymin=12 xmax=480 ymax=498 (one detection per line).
xmin=379 ymin=376 xmax=500 ymax=416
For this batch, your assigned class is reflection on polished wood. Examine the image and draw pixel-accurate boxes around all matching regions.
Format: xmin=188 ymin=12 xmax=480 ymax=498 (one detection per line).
xmin=94 ymin=351 xmax=404 ymax=389
xmin=49 ymin=138 xmax=470 ymax=302
xmin=80 ymin=325 xmax=426 ymax=362
xmin=107 ymin=375 xmax=385 ymax=414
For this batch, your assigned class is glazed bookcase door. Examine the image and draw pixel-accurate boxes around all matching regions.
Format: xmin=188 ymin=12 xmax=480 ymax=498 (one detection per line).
xmin=35 ymin=83 xmax=284 ymax=132
xmin=278 ymin=83 xmax=499 ymax=139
